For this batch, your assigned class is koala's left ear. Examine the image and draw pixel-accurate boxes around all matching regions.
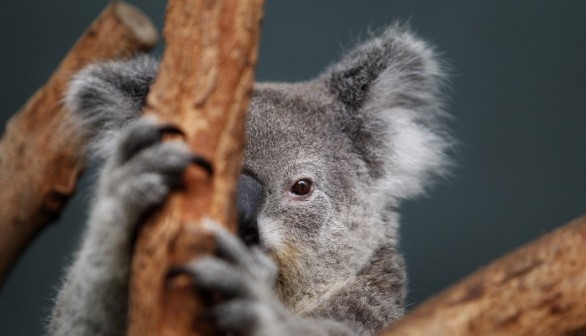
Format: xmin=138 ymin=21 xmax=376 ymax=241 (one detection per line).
xmin=321 ymin=25 xmax=450 ymax=200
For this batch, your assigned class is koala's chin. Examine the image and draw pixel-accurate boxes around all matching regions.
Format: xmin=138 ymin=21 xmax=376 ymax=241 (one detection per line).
xmin=50 ymin=24 xmax=449 ymax=336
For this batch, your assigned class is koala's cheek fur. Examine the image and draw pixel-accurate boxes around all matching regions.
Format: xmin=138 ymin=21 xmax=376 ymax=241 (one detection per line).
xmin=256 ymin=187 xmax=332 ymax=246
xmin=267 ymin=239 xmax=306 ymax=310
xmin=255 ymin=211 xmax=329 ymax=312
xmin=256 ymin=214 xmax=286 ymax=254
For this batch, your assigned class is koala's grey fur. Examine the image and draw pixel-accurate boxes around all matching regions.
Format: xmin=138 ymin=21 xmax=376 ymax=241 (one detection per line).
xmin=49 ymin=25 xmax=449 ymax=336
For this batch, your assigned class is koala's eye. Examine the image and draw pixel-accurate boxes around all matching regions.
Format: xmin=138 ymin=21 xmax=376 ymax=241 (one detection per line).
xmin=291 ymin=179 xmax=313 ymax=196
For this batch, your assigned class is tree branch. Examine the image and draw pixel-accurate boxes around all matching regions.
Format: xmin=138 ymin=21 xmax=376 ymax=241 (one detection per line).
xmin=126 ymin=1 xmax=265 ymax=335
xmin=381 ymin=215 xmax=586 ymax=336
xmin=0 ymin=1 xmax=157 ymax=289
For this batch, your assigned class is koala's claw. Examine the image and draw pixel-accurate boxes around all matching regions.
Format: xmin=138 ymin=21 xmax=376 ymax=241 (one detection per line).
xmin=115 ymin=119 xmax=183 ymax=163
xmin=156 ymin=124 xmax=185 ymax=138
xmin=190 ymin=155 xmax=213 ymax=176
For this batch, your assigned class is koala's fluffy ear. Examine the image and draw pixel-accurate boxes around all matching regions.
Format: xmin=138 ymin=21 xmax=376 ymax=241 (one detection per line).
xmin=65 ymin=55 xmax=158 ymax=160
xmin=322 ymin=25 xmax=450 ymax=200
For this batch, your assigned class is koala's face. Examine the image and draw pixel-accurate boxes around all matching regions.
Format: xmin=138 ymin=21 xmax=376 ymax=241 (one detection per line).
xmin=238 ymin=81 xmax=373 ymax=304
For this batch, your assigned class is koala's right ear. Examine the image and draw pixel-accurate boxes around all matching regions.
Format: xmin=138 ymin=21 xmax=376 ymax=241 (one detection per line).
xmin=65 ymin=55 xmax=158 ymax=160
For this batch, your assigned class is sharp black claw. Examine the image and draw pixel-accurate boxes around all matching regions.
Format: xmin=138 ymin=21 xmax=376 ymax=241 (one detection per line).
xmin=157 ymin=124 xmax=186 ymax=138
xmin=191 ymin=155 xmax=214 ymax=176
xmin=155 ymin=124 xmax=212 ymax=176
xmin=166 ymin=266 xmax=191 ymax=282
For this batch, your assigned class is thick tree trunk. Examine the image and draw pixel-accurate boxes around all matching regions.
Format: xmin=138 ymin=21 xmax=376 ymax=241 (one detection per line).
xmin=126 ymin=1 xmax=265 ymax=336
xmin=381 ymin=215 xmax=586 ymax=336
xmin=0 ymin=1 xmax=157 ymax=289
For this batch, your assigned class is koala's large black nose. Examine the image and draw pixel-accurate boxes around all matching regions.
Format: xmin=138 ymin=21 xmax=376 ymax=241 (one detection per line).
xmin=236 ymin=174 xmax=263 ymax=246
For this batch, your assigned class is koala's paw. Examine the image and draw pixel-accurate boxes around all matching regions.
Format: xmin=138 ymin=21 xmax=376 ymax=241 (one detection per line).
xmin=170 ymin=221 xmax=290 ymax=336
xmin=97 ymin=117 xmax=212 ymax=226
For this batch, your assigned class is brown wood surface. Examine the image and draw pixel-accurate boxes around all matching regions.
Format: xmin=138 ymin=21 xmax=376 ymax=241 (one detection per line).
xmin=0 ymin=2 xmax=157 ymax=289
xmin=126 ymin=1 xmax=265 ymax=335
xmin=381 ymin=215 xmax=586 ymax=336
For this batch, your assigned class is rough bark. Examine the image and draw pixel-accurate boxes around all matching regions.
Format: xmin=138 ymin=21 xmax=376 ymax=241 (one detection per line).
xmin=126 ymin=1 xmax=265 ymax=336
xmin=381 ymin=215 xmax=586 ymax=336
xmin=0 ymin=1 xmax=157 ymax=289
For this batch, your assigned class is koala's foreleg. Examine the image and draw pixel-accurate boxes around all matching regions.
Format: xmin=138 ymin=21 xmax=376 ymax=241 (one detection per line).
xmin=49 ymin=119 xmax=205 ymax=336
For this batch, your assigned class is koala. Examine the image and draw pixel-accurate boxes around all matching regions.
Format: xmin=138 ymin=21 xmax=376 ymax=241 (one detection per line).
xmin=48 ymin=25 xmax=449 ymax=336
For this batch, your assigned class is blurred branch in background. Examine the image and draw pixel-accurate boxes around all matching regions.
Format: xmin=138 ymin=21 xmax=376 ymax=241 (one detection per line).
xmin=0 ymin=1 xmax=157 ymax=289
xmin=382 ymin=215 xmax=586 ymax=336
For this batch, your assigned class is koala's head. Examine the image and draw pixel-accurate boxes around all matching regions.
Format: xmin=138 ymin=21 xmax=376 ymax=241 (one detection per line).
xmin=66 ymin=24 xmax=449 ymax=312
xmin=238 ymin=26 xmax=449 ymax=307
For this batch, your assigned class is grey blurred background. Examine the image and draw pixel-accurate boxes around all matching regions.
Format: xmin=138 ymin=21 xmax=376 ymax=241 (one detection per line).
xmin=1 ymin=0 xmax=585 ymax=334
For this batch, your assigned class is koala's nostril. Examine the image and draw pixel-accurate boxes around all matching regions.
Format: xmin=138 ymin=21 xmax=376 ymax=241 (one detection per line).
xmin=237 ymin=174 xmax=263 ymax=246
